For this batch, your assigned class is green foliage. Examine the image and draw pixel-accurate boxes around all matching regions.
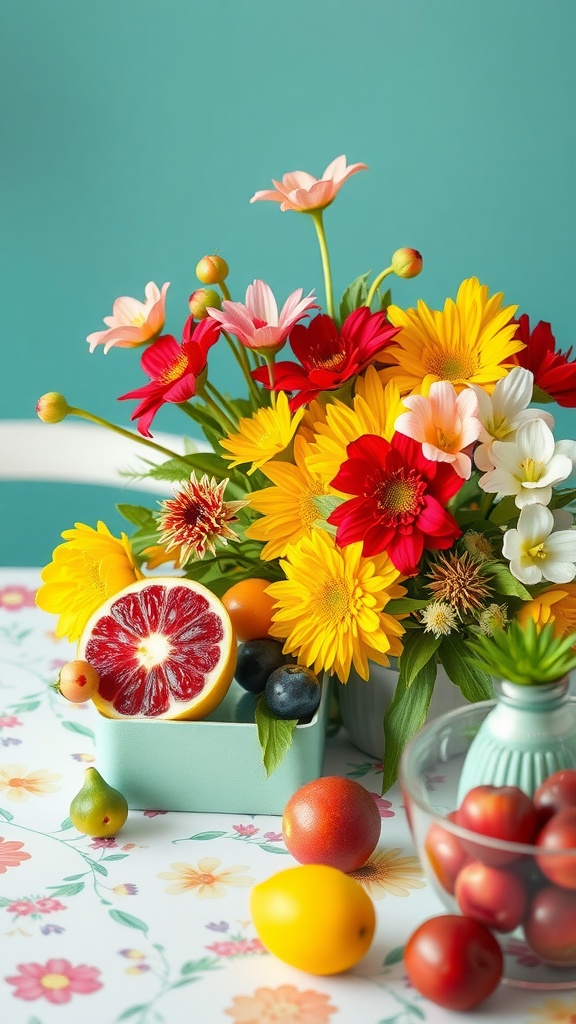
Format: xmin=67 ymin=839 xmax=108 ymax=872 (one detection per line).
xmin=339 ymin=271 xmax=371 ymax=323
xmin=255 ymin=696 xmax=297 ymax=777
xmin=467 ymin=618 xmax=576 ymax=685
xmin=438 ymin=634 xmax=493 ymax=702
xmin=381 ymin=656 xmax=436 ymax=793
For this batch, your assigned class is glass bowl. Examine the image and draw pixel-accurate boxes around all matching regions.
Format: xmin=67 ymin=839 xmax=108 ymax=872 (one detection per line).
xmin=399 ymin=699 xmax=576 ymax=990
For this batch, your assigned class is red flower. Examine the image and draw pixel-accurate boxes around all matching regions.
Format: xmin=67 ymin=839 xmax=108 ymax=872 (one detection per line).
xmin=513 ymin=314 xmax=576 ymax=407
xmin=327 ymin=433 xmax=462 ymax=575
xmin=119 ymin=316 xmax=221 ymax=436
xmin=251 ymin=307 xmax=400 ymax=409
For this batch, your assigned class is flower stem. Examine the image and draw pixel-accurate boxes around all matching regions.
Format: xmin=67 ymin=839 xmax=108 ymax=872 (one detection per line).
xmin=205 ymin=380 xmax=240 ymax=429
xmin=310 ymin=210 xmax=334 ymax=319
xmin=67 ymin=407 xmax=180 ymax=459
xmin=219 ymin=281 xmax=231 ymax=302
xmin=201 ymin=392 xmax=238 ymax=435
xmin=479 ymin=490 xmax=495 ymax=519
xmin=365 ymin=266 xmax=393 ymax=309
xmin=222 ymin=330 xmax=261 ymax=407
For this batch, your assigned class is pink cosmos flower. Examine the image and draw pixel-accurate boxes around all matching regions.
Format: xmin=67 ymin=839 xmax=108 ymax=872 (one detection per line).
xmin=207 ymin=280 xmax=316 ymax=355
xmin=89 ymin=836 xmax=118 ymax=850
xmin=6 ymin=958 xmax=102 ymax=1004
xmin=0 ymin=585 xmax=36 ymax=611
xmin=119 ymin=316 xmax=221 ymax=436
xmin=232 ymin=824 xmax=259 ymax=837
xmin=250 ymin=155 xmax=368 ymax=213
xmin=87 ymin=281 xmax=169 ymax=353
xmin=143 ymin=809 xmax=168 ymax=817
xmin=252 ymin=307 xmax=400 ymax=409
xmin=394 ymin=380 xmax=482 ymax=479
xmin=0 ymin=716 xmax=22 ymax=728
xmin=7 ymin=900 xmax=37 ymax=916
xmin=263 ymin=831 xmax=283 ymax=842
xmin=0 ymin=837 xmax=31 ymax=873
xmin=35 ymin=898 xmax=66 ymax=913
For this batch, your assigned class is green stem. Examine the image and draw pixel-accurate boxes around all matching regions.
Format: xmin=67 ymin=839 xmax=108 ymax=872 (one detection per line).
xmin=205 ymin=380 xmax=240 ymax=429
xmin=67 ymin=407 xmax=180 ymax=459
xmin=219 ymin=281 xmax=231 ymax=302
xmin=201 ymin=392 xmax=237 ymax=435
xmin=479 ymin=490 xmax=495 ymax=519
xmin=262 ymin=353 xmax=277 ymax=396
xmin=223 ymin=330 xmax=261 ymax=407
xmin=365 ymin=266 xmax=394 ymax=309
xmin=310 ymin=210 xmax=334 ymax=319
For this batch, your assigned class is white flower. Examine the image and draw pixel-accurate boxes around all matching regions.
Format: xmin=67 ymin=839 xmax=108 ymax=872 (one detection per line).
xmin=472 ymin=367 xmax=554 ymax=472
xmin=502 ymin=505 xmax=576 ymax=584
xmin=478 ymin=418 xmax=576 ymax=509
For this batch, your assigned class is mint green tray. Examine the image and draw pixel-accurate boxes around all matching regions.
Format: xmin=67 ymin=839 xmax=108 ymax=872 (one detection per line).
xmin=94 ymin=679 xmax=329 ymax=815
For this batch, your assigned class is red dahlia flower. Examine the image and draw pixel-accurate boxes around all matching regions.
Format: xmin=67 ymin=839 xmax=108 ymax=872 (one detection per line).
xmin=251 ymin=307 xmax=400 ymax=409
xmin=119 ymin=316 xmax=221 ymax=436
xmin=327 ymin=433 xmax=463 ymax=575
xmin=513 ymin=314 xmax=576 ymax=407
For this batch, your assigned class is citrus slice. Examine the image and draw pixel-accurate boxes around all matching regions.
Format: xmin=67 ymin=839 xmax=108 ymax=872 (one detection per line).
xmin=78 ymin=577 xmax=236 ymax=720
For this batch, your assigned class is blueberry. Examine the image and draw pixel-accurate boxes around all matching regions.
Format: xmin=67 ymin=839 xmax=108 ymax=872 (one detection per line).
xmin=234 ymin=639 xmax=287 ymax=693
xmin=265 ymin=665 xmax=321 ymax=720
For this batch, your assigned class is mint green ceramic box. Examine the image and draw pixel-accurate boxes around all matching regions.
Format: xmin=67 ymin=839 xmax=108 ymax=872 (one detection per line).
xmin=94 ymin=679 xmax=329 ymax=815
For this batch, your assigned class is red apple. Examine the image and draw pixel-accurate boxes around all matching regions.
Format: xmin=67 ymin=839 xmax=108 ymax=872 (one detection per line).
xmin=458 ymin=785 xmax=540 ymax=866
xmin=425 ymin=813 xmax=470 ymax=895
xmin=524 ymin=886 xmax=576 ymax=965
xmin=455 ymin=861 xmax=528 ymax=932
xmin=534 ymin=769 xmax=576 ymax=822
xmin=535 ymin=807 xmax=576 ymax=889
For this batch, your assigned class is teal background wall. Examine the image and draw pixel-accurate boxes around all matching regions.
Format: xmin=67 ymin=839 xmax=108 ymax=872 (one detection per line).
xmin=2 ymin=0 xmax=575 ymax=564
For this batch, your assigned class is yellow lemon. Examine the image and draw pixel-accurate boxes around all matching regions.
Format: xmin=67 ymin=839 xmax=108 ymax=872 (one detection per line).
xmin=250 ymin=864 xmax=375 ymax=974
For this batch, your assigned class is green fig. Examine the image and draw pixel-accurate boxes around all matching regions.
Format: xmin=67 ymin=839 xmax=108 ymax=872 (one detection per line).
xmin=70 ymin=767 xmax=128 ymax=838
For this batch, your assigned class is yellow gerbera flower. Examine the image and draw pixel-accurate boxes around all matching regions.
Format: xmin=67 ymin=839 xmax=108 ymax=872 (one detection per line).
xmin=219 ymin=391 xmax=304 ymax=475
xmin=379 ymin=277 xmax=523 ymax=395
xmin=307 ymin=366 xmax=404 ymax=484
xmin=349 ymin=848 xmax=425 ymax=899
xmin=517 ymin=584 xmax=576 ymax=640
xmin=245 ymin=435 xmax=337 ymax=560
xmin=267 ymin=529 xmax=406 ymax=682
xmin=36 ymin=521 xmax=142 ymax=643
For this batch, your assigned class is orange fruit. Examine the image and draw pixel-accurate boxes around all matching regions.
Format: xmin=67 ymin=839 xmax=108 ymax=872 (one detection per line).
xmin=251 ymin=864 xmax=375 ymax=974
xmin=77 ymin=577 xmax=236 ymax=720
xmin=221 ymin=577 xmax=276 ymax=642
xmin=282 ymin=776 xmax=381 ymax=872
xmin=57 ymin=660 xmax=100 ymax=703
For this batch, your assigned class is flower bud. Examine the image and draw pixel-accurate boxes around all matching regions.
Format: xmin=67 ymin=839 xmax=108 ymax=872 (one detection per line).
xmin=36 ymin=392 xmax=70 ymax=424
xmin=391 ymin=247 xmax=423 ymax=279
xmin=196 ymin=255 xmax=229 ymax=285
xmin=188 ymin=288 xmax=221 ymax=319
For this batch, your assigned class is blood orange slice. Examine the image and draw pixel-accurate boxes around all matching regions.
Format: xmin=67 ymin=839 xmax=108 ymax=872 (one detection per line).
xmin=78 ymin=577 xmax=236 ymax=720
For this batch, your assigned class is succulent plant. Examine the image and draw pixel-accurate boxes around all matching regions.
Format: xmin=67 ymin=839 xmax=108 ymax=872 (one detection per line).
xmin=467 ymin=618 xmax=576 ymax=686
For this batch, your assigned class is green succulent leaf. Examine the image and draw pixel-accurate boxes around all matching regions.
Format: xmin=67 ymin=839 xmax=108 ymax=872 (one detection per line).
xmin=466 ymin=619 xmax=576 ymax=685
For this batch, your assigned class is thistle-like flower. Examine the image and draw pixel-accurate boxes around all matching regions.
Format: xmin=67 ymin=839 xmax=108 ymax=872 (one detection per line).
xmin=477 ymin=603 xmax=509 ymax=636
xmin=156 ymin=473 xmax=248 ymax=563
xmin=426 ymin=551 xmax=493 ymax=616
xmin=421 ymin=601 xmax=459 ymax=638
xmin=462 ymin=531 xmax=494 ymax=562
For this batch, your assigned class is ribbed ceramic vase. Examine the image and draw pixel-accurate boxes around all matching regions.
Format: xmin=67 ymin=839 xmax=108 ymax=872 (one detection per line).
xmin=338 ymin=660 xmax=468 ymax=760
xmin=456 ymin=676 xmax=576 ymax=802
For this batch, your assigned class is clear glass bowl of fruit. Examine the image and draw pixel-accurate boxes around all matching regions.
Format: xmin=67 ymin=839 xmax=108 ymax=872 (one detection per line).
xmin=399 ymin=699 xmax=576 ymax=990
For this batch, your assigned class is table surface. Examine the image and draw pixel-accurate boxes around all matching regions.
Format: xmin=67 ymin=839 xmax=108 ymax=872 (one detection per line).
xmin=0 ymin=568 xmax=568 ymax=1024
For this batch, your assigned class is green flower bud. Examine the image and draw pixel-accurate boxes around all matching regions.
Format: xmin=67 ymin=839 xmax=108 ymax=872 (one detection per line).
xmin=36 ymin=392 xmax=70 ymax=424
xmin=391 ymin=247 xmax=423 ymax=279
xmin=196 ymin=255 xmax=229 ymax=285
xmin=189 ymin=288 xmax=221 ymax=320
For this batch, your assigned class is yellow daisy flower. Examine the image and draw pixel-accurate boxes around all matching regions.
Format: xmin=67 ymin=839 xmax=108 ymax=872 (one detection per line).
xmin=219 ymin=391 xmax=304 ymax=475
xmin=379 ymin=277 xmax=523 ymax=395
xmin=245 ymin=435 xmax=337 ymax=560
xmin=297 ymin=396 xmax=329 ymax=444
xmin=0 ymin=765 xmax=62 ymax=802
xmin=36 ymin=521 xmax=142 ymax=643
xmin=307 ymin=366 xmax=404 ymax=484
xmin=267 ymin=529 xmax=405 ymax=682
xmin=158 ymin=857 xmax=253 ymax=898
xmin=349 ymin=848 xmax=425 ymax=899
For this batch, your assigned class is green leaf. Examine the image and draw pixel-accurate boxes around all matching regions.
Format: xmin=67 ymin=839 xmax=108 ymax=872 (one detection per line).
xmin=60 ymin=816 xmax=73 ymax=830
xmin=339 ymin=271 xmax=371 ymax=322
xmin=180 ymin=956 xmax=220 ymax=974
xmin=109 ymin=909 xmax=148 ymax=932
xmin=383 ymin=944 xmax=405 ymax=966
xmin=439 ymin=635 xmax=493 ymax=703
xmin=61 ymin=720 xmax=95 ymax=741
xmin=550 ymin=486 xmax=576 ymax=510
xmin=312 ymin=494 xmax=343 ymax=520
xmin=377 ymin=287 xmax=392 ymax=312
xmin=489 ymin=495 xmax=518 ymax=526
xmin=384 ymin=597 xmax=428 ymax=615
xmin=255 ymin=696 xmax=297 ymax=777
xmin=101 ymin=853 xmax=128 ymax=861
xmin=0 ymin=807 xmax=14 ymax=821
xmin=47 ymin=882 xmax=85 ymax=896
xmin=486 ymin=562 xmax=532 ymax=600
xmin=398 ymin=630 xmax=442 ymax=687
xmin=187 ymin=831 xmax=227 ymax=841
xmin=258 ymin=844 xmax=291 ymax=854
xmin=147 ymin=452 xmax=231 ymax=484
xmin=62 ymin=872 xmax=86 ymax=881
xmin=116 ymin=503 xmax=157 ymax=528
xmin=381 ymin=658 xmax=436 ymax=793
xmin=117 ymin=1005 xmax=149 ymax=1021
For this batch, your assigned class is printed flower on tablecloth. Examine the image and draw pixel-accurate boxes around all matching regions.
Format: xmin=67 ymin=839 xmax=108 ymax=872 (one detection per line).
xmin=232 ymin=824 xmax=259 ymax=837
xmin=0 ymin=837 xmax=31 ymax=873
xmin=6 ymin=958 xmax=102 ymax=1004
xmin=206 ymin=938 xmax=266 ymax=958
xmin=7 ymin=897 xmax=67 ymax=919
xmin=158 ymin=856 xmax=254 ymax=898
xmin=89 ymin=836 xmax=118 ymax=850
xmin=368 ymin=792 xmax=395 ymax=818
xmin=0 ymin=716 xmax=22 ymax=729
xmin=0 ymin=585 xmax=37 ymax=611
xmin=348 ymin=848 xmax=426 ymax=899
xmin=0 ymin=766 xmax=61 ymax=802
xmin=225 ymin=984 xmax=337 ymax=1024
xmin=526 ymin=995 xmax=576 ymax=1024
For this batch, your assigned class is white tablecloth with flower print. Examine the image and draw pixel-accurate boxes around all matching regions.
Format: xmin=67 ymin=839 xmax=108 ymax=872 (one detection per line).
xmin=0 ymin=568 xmax=568 ymax=1024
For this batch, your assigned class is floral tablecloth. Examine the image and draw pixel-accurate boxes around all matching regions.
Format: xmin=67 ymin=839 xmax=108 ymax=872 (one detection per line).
xmin=0 ymin=568 xmax=568 ymax=1024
